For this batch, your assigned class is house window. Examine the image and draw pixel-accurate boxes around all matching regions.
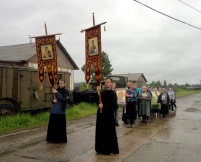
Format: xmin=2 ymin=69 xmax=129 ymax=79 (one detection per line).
xmin=56 ymin=74 xmax=64 ymax=86
xmin=58 ymin=74 xmax=63 ymax=80
xmin=61 ymin=68 xmax=68 ymax=72
xmin=28 ymin=63 xmax=38 ymax=69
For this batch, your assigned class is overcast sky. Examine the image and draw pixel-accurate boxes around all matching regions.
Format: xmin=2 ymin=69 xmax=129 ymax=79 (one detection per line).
xmin=1 ymin=0 xmax=201 ymax=85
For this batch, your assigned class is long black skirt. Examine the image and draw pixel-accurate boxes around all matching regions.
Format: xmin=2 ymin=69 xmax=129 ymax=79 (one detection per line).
xmin=95 ymin=109 xmax=119 ymax=154
xmin=126 ymin=102 xmax=137 ymax=120
xmin=46 ymin=113 xmax=67 ymax=143
xmin=160 ymin=104 xmax=169 ymax=115
xmin=122 ymin=106 xmax=127 ymax=123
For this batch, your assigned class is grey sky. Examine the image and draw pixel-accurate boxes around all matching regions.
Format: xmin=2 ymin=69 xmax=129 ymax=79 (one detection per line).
xmin=0 ymin=0 xmax=201 ymax=85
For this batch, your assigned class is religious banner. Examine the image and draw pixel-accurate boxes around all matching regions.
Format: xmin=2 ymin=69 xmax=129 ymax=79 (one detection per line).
xmin=35 ymin=35 xmax=58 ymax=87
xmin=116 ymin=88 xmax=126 ymax=105
xmin=81 ymin=15 xmax=107 ymax=113
xmin=84 ymin=25 xmax=103 ymax=86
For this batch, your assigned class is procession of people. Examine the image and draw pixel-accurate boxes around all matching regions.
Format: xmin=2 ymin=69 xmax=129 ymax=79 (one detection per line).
xmin=46 ymin=77 xmax=177 ymax=156
xmin=94 ymin=78 xmax=178 ymax=155
xmin=119 ymin=82 xmax=177 ymax=126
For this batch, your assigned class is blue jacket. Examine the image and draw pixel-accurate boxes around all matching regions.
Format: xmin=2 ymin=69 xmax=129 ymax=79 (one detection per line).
xmin=126 ymin=88 xmax=138 ymax=103
xmin=50 ymin=87 xmax=69 ymax=114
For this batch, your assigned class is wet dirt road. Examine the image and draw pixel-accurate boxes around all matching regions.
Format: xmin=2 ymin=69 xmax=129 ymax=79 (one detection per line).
xmin=0 ymin=93 xmax=201 ymax=162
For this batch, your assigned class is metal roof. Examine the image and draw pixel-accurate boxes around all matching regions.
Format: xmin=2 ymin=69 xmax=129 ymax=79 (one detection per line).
xmin=115 ymin=73 xmax=147 ymax=82
xmin=0 ymin=43 xmax=35 ymax=61
xmin=0 ymin=41 xmax=79 ymax=69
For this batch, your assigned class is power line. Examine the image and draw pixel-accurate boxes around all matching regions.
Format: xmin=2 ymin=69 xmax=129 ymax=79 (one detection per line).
xmin=133 ymin=0 xmax=201 ymax=31
xmin=179 ymin=0 xmax=201 ymax=14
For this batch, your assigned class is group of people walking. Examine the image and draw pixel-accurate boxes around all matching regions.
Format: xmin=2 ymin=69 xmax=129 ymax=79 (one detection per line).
xmin=120 ymin=82 xmax=177 ymax=127
xmin=151 ymin=87 xmax=177 ymax=118
xmin=95 ymin=79 xmax=178 ymax=155
xmin=45 ymin=78 xmax=177 ymax=156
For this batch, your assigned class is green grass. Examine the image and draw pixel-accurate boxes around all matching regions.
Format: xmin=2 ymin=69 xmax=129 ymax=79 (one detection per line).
xmin=67 ymin=102 xmax=97 ymax=120
xmin=175 ymin=88 xmax=201 ymax=97
xmin=0 ymin=102 xmax=97 ymax=135
xmin=0 ymin=112 xmax=50 ymax=135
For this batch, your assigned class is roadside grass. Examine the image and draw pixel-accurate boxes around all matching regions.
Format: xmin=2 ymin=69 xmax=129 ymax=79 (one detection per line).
xmin=0 ymin=89 xmax=201 ymax=135
xmin=0 ymin=102 xmax=97 ymax=135
xmin=67 ymin=102 xmax=97 ymax=120
xmin=0 ymin=112 xmax=50 ymax=135
xmin=175 ymin=88 xmax=201 ymax=97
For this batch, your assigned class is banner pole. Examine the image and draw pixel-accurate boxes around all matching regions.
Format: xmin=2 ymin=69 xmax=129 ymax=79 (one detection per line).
xmin=98 ymin=82 xmax=102 ymax=113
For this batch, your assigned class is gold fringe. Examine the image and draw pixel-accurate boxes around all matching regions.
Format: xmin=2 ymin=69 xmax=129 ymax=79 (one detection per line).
xmin=86 ymin=83 xmax=90 ymax=90
xmin=104 ymin=25 xmax=106 ymax=31
xmin=40 ymin=84 xmax=42 ymax=90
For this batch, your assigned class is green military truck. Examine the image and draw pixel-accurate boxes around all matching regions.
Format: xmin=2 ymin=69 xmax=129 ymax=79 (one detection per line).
xmin=0 ymin=65 xmax=71 ymax=116
xmin=73 ymin=75 xmax=128 ymax=104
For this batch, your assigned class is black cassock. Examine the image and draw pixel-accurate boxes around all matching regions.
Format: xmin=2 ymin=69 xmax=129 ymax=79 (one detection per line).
xmin=95 ymin=89 xmax=119 ymax=154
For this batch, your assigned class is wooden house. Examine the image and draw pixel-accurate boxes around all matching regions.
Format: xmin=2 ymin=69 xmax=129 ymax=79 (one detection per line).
xmin=0 ymin=40 xmax=79 ymax=90
xmin=115 ymin=73 xmax=147 ymax=88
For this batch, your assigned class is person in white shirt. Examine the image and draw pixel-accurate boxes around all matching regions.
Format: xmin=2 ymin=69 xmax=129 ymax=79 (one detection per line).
xmin=168 ymin=88 xmax=176 ymax=113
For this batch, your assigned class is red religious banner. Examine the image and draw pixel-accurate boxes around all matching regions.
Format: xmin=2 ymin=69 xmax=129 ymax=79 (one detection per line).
xmin=85 ymin=25 xmax=102 ymax=86
xmin=34 ymin=35 xmax=58 ymax=87
xmin=81 ymin=15 xmax=107 ymax=113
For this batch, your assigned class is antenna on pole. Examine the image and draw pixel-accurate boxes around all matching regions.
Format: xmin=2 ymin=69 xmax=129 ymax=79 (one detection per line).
xmin=92 ymin=13 xmax=95 ymax=26
xmin=44 ymin=22 xmax=48 ymax=35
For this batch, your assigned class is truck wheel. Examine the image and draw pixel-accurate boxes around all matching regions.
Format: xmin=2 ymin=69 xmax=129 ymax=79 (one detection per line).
xmin=0 ymin=104 xmax=15 ymax=116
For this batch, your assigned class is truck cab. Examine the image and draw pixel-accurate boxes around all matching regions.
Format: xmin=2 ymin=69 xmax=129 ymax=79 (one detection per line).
xmin=73 ymin=75 xmax=128 ymax=104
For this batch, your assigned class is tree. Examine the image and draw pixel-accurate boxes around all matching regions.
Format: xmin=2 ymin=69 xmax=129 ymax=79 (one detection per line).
xmin=163 ymin=80 xmax=167 ymax=88
xmin=150 ymin=81 xmax=162 ymax=88
xmin=81 ymin=51 xmax=113 ymax=82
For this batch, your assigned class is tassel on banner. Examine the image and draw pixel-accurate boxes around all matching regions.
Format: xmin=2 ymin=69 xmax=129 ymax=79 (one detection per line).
xmin=86 ymin=83 xmax=89 ymax=90
xmin=40 ymin=84 xmax=43 ymax=90
xmin=104 ymin=25 xmax=106 ymax=31
xmin=54 ymin=83 xmax=57 ymax=89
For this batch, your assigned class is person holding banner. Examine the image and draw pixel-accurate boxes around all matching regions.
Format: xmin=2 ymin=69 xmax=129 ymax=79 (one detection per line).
xmin=46 ymin=79 xmax=69 ymax=143
xmin=95 ymin=78 xmax=119 ymax=155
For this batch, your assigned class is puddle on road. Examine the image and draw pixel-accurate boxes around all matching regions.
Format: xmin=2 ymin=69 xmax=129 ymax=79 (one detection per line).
xmin=20 ymin=155 xmax=38 ymax=160
xmin=184 ymin=108 xmax=201 ymax=112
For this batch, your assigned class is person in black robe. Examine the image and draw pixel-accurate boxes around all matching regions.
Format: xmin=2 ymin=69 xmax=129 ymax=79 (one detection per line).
xmin=95 ymin=78 xmax=119 ymax=155
xmin=46 ymin=79 xmax=69 ymax=143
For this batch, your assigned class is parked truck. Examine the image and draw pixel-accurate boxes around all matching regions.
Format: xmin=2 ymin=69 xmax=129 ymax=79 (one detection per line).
xmin=0 ymin=65 xmax=71 ymax=116
xmin=73 ymin=75 xmax=128 ymax=104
